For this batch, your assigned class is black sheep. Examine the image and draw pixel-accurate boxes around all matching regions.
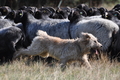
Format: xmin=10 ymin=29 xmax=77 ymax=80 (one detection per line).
xmin=109 ymin=30 xmax=120 ymax=62
xmin=0 ymin=27 xmax=25 ymax=64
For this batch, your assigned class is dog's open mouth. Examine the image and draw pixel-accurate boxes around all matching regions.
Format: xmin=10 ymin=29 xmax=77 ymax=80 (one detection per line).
xmin=90 ymin=48 xmax=101 ymax=55
xmin=89 ymin=48 xmax=102 ymax=60
xmin=95 ymin=49 xmax=99 ymax=54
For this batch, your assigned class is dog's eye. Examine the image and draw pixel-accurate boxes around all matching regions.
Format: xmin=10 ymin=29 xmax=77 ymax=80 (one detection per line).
xmin=94 ymin=41 xmax=97 ymax=43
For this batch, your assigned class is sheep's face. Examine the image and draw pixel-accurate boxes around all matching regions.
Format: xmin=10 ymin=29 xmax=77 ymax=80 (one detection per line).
xmin=5 ymin=10 xmax=16 ymax=20
xmin=14 ymin=10 xmax=23 ymax=23
xmin=34 ymin=10 xmax=41 ymax=19
xmin=102 ymin=12 xmax=112 ymax=20
xmin=0 ymin=6 xmax=11 ymax=16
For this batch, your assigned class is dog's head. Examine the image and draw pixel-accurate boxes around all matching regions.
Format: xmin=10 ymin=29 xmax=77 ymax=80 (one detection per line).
xmin=80 ymin=32 xmax=102 ymax=54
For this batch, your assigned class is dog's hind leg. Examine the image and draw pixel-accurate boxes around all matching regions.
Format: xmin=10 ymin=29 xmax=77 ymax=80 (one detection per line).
xmin=60 ymin=59 xmax=67 ymax=71
xmin=14 ymin=46 xmax=44 ymax=58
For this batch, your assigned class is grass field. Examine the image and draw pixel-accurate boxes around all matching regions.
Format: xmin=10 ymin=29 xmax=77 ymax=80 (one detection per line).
xmin=0 ymin=3 xmax=120 ymax=80
xmin=0 ymin=56 xmax=120 ymax=80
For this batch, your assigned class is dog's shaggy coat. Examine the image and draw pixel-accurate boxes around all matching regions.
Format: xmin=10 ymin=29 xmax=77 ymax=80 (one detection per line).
xmin=15 ymin=30 xmax=102 ymax=69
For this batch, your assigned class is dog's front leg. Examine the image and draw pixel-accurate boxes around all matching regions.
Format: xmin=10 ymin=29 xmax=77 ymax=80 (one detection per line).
xmin=82 ymin=55 xmax=92 ymax=69
xmin=83 ymin=59 xmax=91 ymax=69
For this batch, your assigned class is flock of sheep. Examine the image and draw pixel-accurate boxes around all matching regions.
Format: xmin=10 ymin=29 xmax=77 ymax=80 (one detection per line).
xmin=0 ymin=3 xmax=120 ymax=67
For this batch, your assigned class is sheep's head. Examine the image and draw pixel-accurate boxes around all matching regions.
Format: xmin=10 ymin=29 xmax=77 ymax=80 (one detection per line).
xmin=14 ymin=10 xmax=24 ymax=23
xmin=68 ymin=8 xmax=87 ymax=23
xmin=5 ymin=10 xmax=16 ymax=20
xmin=0 ymin=6 xmax=11 ymax=16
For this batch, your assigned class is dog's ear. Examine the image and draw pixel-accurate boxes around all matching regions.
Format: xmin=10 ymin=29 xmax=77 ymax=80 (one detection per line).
xmin=81 ymin=32 xmax=91 ymax=45
xmin=81 ymin=32 xmax=91 ymax=40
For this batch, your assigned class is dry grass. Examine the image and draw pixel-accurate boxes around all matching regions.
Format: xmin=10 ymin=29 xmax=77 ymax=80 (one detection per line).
xmin=0 ymin=55 xmax=120 ymax=80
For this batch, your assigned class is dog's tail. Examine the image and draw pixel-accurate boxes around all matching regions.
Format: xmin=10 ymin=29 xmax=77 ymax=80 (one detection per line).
xmin=36 ymin=30 xmax=48 ymax=37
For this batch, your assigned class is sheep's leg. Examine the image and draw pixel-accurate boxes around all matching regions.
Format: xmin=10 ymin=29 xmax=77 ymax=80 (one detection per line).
xmin=8 ymin=41 xmax=16 ymax=53
xmin=6 ymin=41 xmax=16 ymax=62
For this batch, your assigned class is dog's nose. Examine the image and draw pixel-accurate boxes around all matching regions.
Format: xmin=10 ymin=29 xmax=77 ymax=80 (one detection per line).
xmin=100 ymin=45 xmax=102 ymax=48
xmin=99 ymin=43 xmax=102 ymax=48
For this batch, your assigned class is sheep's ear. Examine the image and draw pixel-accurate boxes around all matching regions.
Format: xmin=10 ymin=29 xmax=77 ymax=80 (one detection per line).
xmin=81 ymin=32 xmax=90 ymax=40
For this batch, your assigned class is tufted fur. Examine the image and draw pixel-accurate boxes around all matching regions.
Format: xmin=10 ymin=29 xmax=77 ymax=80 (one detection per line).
xmin=15 ymin=30 xmax=102 ymax=70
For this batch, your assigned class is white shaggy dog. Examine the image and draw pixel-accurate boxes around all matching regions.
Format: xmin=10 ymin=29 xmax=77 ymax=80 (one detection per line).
xmin=14 ymin=30 xmax=102 ymax=70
